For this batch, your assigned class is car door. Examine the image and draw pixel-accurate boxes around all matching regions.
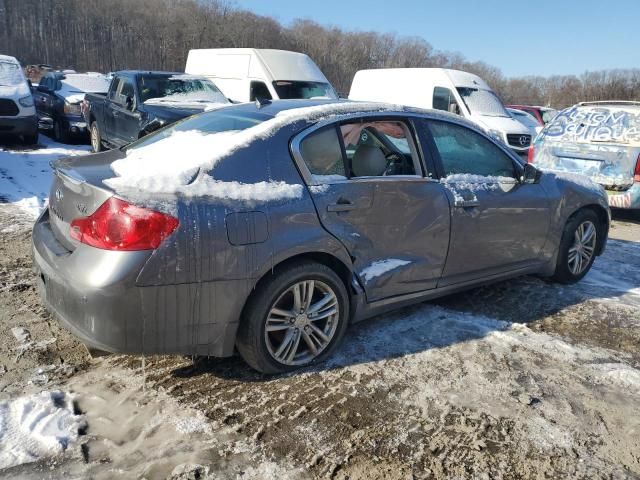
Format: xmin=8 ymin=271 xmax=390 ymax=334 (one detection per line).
xmin=113 ymin=76 xmax=141 ymax=145
xmin=35 ymin=75 xmax=54 ymax=125
xmin=294 ymin=116 xmax=451 ymax=302
xmin=108 ymin=76 xmax=140 ymax=146
xmin=104 ymin=76 xmax=121 ymax=143
xmin=423 ymin=119 xmax=551 ymax=286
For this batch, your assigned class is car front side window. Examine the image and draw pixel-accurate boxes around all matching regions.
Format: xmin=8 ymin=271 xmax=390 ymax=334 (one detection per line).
xmin=428 ymin=120 xmax=516 ymax=178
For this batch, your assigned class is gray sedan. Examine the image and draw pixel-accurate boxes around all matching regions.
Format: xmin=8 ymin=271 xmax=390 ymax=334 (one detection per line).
xmin=32 ymin=100 xmax=610 ymax=373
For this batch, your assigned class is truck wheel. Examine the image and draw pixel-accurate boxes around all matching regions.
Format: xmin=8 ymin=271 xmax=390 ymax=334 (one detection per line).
xmin=236 ymin=261 xmax=349 ymax=374
xmin=551 ymin=209 xmax=601 ymax=284
xmin=23 ymin=132 xmax=39 ymax=145
xmin=90 ymin=122 xmax=103 ymax=152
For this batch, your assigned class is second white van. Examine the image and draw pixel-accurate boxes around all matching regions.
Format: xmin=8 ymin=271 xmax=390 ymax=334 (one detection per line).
xmin=185 ymin=48 xmax=338 ymax=103
xmin=349 ymin=68 xmax=532 ymax=155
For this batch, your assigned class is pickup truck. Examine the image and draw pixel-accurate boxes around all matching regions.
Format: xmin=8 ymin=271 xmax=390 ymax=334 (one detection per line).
xmin=84 ymin=70 xmax=230 ymax=152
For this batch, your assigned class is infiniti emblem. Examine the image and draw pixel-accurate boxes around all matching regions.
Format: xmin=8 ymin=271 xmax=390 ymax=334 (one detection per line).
xmin=519 ymin=136 xmax=529 ymax=146
xmin=55 ymin=189 xmax=64 ymax=201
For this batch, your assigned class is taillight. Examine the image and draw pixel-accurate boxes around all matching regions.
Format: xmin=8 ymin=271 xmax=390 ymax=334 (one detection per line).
xmin=634 ymin=153 xmax=640 ymax=182
xmin=527 ymin=145 xmax=535 ymax=164
xmin=70 ymin=197 xmax=179 ymax=251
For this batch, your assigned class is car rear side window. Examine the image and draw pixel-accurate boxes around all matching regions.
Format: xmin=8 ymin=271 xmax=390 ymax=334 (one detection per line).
xmin=429 ymin=120 xmax=516 ymax=178
xmin=299 ymin=126 xmax=346 ymax=178
xmin=299 ymin=119 xmax=421 ymax=179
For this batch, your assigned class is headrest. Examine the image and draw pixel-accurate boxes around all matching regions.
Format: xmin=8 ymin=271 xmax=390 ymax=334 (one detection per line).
xmin=351 ymin=145 xmax=386 ymax=177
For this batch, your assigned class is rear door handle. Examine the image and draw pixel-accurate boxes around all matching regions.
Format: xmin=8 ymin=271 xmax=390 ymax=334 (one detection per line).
xmin=454 ymin=199 xmax=480 ymax=208
xmin=327 ymin=201 xmax=356 ymax=212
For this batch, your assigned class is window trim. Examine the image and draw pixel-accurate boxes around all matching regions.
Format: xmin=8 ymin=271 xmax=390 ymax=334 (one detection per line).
xmin=424 ymin=118 xmax=525 ymax=182
xmin=291 ymin=113 xmax=432 ymax=185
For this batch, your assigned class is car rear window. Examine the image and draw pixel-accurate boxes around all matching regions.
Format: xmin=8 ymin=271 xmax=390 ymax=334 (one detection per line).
xmin=544 ymin=106 xmax=640 ymax=144
xmin=58 ymin=74 xmax=110 ymax=93
xmin=124 ymin=109 xmax=272 ymax=153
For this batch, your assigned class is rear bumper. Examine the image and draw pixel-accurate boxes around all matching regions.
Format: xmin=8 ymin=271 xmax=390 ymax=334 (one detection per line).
xmin=607 ymin=183 xmax=640 ymax=209
xmin=607 ymin=184 xmax=640 ymax=210
xmin=0 ymin=115 xmax=38 ymax=136
xmin=32 ymin=210 xmax=241 ymax=357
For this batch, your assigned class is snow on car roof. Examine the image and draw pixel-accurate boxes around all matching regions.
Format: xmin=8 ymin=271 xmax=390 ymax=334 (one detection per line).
xmin=104 ymin=101 xmax=403 ymax=199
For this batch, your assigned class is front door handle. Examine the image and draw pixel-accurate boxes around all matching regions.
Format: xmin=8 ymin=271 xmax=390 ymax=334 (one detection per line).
xmin=454 ymin=198 xmax=480 ymax=208
xmin=327 ymin=201 xmax=356 ymax=212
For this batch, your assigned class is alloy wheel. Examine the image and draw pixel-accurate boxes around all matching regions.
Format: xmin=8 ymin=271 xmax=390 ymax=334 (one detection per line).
xmin=91 ymin=125 xmax=99 ymax=152
xmin=568 ymin=220 xmax=597 ymax=275
xmin=264 ymin=280 xmax=339 ymax=366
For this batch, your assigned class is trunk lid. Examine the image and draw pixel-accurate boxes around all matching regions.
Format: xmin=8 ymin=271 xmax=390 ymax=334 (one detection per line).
xmin=48 ymin=150 xmax=123 ymax=251
xmin=535 ymin=104 xmax=640 ymax=189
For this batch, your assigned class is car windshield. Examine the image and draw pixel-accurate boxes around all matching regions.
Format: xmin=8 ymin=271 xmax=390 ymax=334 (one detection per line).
xmin=0 ymin=61 xmax=24 ymax=87
xmin=272 ymin=81 xmax=337 ymax=100
xmin=138 ymin=75 xmax=227 ymax=104
xmin=59 ymin=74 xmax=110 ymax=93
xmin=123 ymin=109 xmax=271 ymax=152
xmin=456 ymin=87 xmax=509 ymax=117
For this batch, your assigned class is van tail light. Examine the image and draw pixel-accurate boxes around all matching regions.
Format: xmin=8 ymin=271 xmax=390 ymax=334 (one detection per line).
xmin=70 ymin=197 xmax=179 ymax=251
xmin=527 ymin=145 xmax=535 ymax=164
xmin=634 ymin=153 xmax=640 ymax=183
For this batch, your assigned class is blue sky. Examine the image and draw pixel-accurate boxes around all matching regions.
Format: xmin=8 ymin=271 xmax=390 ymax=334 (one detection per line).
xmin=233 ymin=0 xmax=638 ymax=78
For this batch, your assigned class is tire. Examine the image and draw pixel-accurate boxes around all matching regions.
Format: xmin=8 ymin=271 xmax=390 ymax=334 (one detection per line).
xmin=23 ymin=132 xmax=38 ymax=145
xmin=236 ymin=261 xmax=349 ymax=374
xmin=53 ymin=120 xmax=69 ymax=144
xmin=550 ymin=209 xmax=601 ymax=284
xmin=90 ymin=121 xmax=103 ymax=152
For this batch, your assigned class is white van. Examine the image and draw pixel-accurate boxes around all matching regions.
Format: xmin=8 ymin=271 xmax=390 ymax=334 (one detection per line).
xmin=0 ymin=55 xmax=38 ymax=144
xmin=349 ymin=68 xmax=531 ymax=155
xmin=185 ymin=48 xmax=338 ymax=103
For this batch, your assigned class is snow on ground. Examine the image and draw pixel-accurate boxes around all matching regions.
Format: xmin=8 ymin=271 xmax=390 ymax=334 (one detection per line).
xmin=0 ymin=135 xmax=89 ymax=218
xmin=0 ymin=391 xmax=84 ymax=469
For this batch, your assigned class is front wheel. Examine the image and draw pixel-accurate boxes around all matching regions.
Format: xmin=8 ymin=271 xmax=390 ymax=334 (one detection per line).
xmin=236 ymin=262 xmax=349 ymax=374
xmin=551 ymin=209 xmax=601 ymax=284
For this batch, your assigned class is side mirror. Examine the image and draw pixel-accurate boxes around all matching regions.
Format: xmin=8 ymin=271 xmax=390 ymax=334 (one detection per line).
xmin=448 ymin=102 xmax=460 ymax=115
xmin=522 ymin=163 xmax=539 ymax=184
xmin=125 ymin=95 xmax=134 ymax=110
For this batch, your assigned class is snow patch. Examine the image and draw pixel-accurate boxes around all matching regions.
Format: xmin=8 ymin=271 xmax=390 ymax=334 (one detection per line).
xmin=0 ymin=135 xmax=89 ymax=218
xmin=0 ymin=391 xmax=84 ymax=469
xmin=361 ymin=259 xmax=411 ymax=283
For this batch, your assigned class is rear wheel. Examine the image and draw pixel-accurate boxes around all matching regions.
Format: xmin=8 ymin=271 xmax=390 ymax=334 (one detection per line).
xmin=236 ymin=261 xmax=349 ymax=374
xmin=90 ymin=122 xmax=104 ymax=152
xmin=551 ymin=209 xmax=601 ymax=284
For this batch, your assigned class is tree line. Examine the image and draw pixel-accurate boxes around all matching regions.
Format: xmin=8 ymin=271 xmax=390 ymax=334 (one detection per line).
xmin=1 ymin=0 xmax=639 ymax=109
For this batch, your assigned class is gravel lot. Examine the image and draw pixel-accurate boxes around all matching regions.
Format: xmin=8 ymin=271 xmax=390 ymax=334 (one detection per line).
xmin=1 ymin=139 xmax=639 ymax=479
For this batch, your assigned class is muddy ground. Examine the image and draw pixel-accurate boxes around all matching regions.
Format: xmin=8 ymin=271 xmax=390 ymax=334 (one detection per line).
xmin=1 ymin=199 xmax=639 ymax=479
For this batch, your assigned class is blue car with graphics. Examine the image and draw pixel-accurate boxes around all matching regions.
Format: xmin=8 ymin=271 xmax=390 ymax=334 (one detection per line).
xmin=530 ymin=101 xmax=640 ymax=210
